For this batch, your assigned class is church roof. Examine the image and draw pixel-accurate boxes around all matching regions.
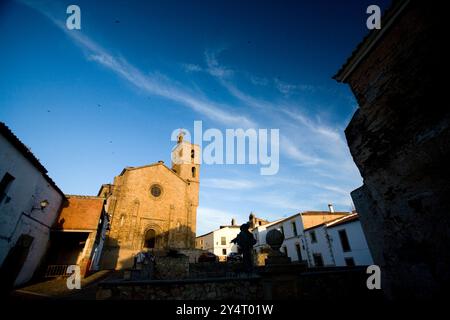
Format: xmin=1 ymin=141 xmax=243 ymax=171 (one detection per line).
xmin=118 ymin=161 xmax=189 ymax=184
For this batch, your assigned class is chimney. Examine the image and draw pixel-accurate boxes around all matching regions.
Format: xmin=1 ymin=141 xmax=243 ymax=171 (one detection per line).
xmin=328 ymin=203 xmax=335 ymax=213
xmin=231 ymin=218 xmax=236 ymax=226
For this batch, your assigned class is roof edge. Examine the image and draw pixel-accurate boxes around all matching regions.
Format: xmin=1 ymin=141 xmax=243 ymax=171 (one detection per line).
xmin=333 ymin=0 xmax=411 ymax=82
xmin=0 ymin=122 xmax=65 ymax=199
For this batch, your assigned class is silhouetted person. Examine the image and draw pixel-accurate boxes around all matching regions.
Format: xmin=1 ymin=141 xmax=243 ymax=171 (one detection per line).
xmin=231 ymin=223 xmax=256 ymax=273
xmin=133 ymin=249 xmax=155 ymax=279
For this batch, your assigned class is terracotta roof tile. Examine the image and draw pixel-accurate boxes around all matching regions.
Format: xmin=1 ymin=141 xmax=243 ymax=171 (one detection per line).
xmin=54 ymin=195 xmax=104 ymax=231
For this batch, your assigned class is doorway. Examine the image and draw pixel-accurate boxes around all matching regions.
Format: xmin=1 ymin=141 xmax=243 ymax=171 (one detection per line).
xmin=144 ymin=229 xmax=156 ymax=249
xmin=0 ymin=234 xmax=34 ymax=291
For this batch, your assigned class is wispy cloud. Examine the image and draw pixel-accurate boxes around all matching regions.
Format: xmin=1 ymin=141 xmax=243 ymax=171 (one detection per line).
xmin=274 ymin=78 xmax=316 ymax=96
xmin=204 ymin=50 xmax=234 ymax=79
xmin=20 ymin=0 xmax=361 ymax=227
xmin=197 ymin=207 xmax=242 ymax=235
xmin=201 ymin=50 xmax=330 ymax=166
xmin=22 ymin=1 xmax=255 ymax=128
xmin=248 ymin=74 xmax=269 ymax=86
xmin=181 ymin=63 xmax=203 ymax=73
xmin=202 ymin=178 xmax=260 ymax=190
xmin=279 ymin=135 xmax=323 ymax=165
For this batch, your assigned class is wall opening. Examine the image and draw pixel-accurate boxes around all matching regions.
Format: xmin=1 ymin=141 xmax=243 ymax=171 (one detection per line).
xmin=144 ymin=229 xmax=156 ymax=249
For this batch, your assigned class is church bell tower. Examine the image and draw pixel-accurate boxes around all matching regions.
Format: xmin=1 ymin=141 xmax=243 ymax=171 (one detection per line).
xmin=171 ymin=131 xmax=200 ymax=183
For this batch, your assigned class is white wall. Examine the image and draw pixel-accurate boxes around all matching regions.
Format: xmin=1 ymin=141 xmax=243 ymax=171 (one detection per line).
xmin=253 ymin=225 xmax=268 ymax=247
xmin=0 ymin=134 xmax=64 ymax=286
xmin=212 ymin=227 xmax=240 ymax=258
xmin=254 ymin=215 xmax=308 ymax=263
xmin=196 ymin=227 xmax=240 ymax=259
xmin=303 ymin=219 xmax=374 ymax=267
xmin=328 ymin=221 xmax=374 ymax=266
xmin=304 ymin=226 xmax=335 ymax=267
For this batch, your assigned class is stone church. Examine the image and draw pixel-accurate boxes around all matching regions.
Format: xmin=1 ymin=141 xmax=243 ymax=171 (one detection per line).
xmin=98 ymin=134 xmax=200 ymax=269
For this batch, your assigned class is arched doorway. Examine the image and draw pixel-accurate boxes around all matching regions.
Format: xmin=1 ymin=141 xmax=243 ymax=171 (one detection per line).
xmin=143 ymin=229 xmax=156 ymax=249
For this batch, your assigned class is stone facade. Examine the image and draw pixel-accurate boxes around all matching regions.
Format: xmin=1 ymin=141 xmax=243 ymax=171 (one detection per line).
xmin=334 ymin=0 xmax=448 ymax=298
xmin=99 ymin=136 xmax=200 ymax=269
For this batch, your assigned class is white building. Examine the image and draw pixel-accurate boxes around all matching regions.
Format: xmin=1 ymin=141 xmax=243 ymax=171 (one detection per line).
xmin=253 ymin=215 xmax=306 ymax=262
xmin=195 ymin=219 xmax=241 ymax=261
xmin=0 ymin=122 xmax=65 ymax=288
xmin=303 ymin=213 xmax=374 ymax=267
xmin=252 ymin=208 xmax=356 ymax=267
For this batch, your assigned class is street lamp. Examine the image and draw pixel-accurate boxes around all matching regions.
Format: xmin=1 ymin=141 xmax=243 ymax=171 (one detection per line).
xmin=31 ymin=199 xmax=49 ymax=212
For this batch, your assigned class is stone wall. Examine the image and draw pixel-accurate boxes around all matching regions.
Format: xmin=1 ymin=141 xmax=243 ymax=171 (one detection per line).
xmin=338 ymin=1 xmax=449 ymax=299
xmin=188 ymin=262 xmax=245 ymax=278
xmin=155 ymin=255 xmax=189 ymax=280
xmin=97 ymin=266 xmax=376 ymax=300
xmin=97 ymin=277 xmax=263 ymax=300
xmin=297 ymin=267 xmax=381 ymax=300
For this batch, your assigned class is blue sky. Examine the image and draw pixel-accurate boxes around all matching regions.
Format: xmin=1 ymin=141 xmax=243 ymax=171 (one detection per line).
xmin=0 ymin=0 xmax=390 ymax=235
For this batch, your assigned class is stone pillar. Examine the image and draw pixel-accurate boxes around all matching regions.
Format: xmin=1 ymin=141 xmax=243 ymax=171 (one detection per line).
xmin=260 ymin=229 xmax=306 ymax=299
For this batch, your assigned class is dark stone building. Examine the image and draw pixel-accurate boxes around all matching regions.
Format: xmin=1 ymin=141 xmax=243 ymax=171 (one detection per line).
xmin=334 ymin=0 xmax=448 ymax=299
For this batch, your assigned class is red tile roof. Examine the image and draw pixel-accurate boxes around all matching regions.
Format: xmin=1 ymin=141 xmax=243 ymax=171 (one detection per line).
xmin=326 ymin=213 xmax=359 ymax=228
xmin=54 ymin=195 xmax=104 ymax=231
xmin=303 ymin=213 xmax=357 ymax=231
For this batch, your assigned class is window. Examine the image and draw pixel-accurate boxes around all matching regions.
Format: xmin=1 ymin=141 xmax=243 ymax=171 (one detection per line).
xmin=313 ymin=253 xmax=324 ymax=267
xmin=150 ymin=184 xmax=162 ymax=197
xmin=310 ymin=230 xmax=317 ymax=243
xmin=191 ymin=149 xmax=195 ymax=159
xmin=221 ymin=236 xmax=226 ymax=245
xmin=191 ymin=167 xmax=196 ymax=178
xmin=338 ymin=229 xmax=351 ymax=252
xmin=292 ymin=222 xmax=298 ymax=236
xmin=295 ymin=243 xmax=302 ymax=261
xmin=0 ymin=172 xmax=15 ymax=204
xmin=345 ymin=257 xmax=355 ymax=266
xmin=222 ymin=248 xmax=227 ymax=255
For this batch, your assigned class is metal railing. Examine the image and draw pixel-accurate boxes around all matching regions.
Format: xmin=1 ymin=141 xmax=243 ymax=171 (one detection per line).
xmin=45 ymin=265 xmax=71 ymax=278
